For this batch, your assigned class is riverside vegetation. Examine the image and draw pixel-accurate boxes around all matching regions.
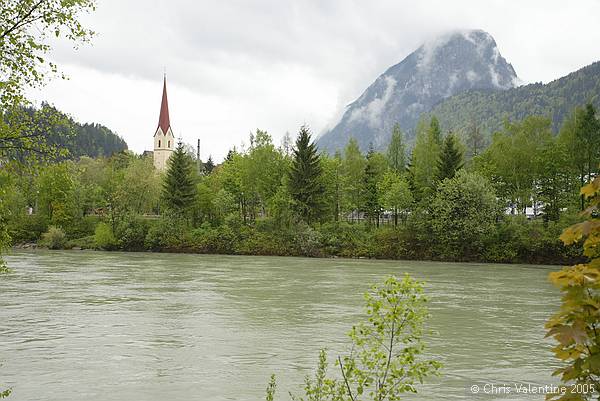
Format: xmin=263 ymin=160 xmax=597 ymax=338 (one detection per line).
xmin=2 ymin=107 xmax=599 ymax=264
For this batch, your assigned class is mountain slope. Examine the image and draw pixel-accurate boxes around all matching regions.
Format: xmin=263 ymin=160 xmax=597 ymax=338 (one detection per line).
xmin=18 ymin=103 xmax=128 ymax=158
xmin=317 ymin=29 xmax=518 ymax=153
xmin=428 ymin=61 xmax=600 ymax=136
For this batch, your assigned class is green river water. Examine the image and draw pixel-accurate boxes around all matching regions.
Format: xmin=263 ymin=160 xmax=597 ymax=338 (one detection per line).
xmin=0 ymin=250 xmax=562 ymax=400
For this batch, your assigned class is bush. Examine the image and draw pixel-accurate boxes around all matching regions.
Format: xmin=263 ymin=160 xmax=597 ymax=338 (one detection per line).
xmin=40 ymin=226 xmax=67 ymax=249
xmin=291 ymin=223 xmax=323 ymax=257
xmin=144 ymin=217 xmax=190 ymax=251
xmin=484 ymin=215 xmax=530 ymax=263
xmin=117 ymin=217 xmax=149 ymax=251
xmin=484 ymin=214 xmax=583 ymax=264
xmin=65 ymin=215 xmax=100 ymax=239
xmin=190 ymin=223 xmax=240 ymax=254
xmin=9 ymin=214 xmax=48 ymax=243
xmin=236 ymin=228 xmax=285 ymax=256
xmin=94 ymin=222 xmax=118 ymax=250
xmin=66 ymin=235 xmax=96 ymax=250
xmin=318 ymin=222 xmax=372 ymax=258
xmin=372 ymin=226 xmax=409 ymax=259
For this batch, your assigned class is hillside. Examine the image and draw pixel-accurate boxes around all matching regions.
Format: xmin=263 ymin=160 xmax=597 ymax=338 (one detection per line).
xmin=428 ymin=61 xmax=600 ymax=137
xmin=18 ymin=103 xmax=128 ymax=159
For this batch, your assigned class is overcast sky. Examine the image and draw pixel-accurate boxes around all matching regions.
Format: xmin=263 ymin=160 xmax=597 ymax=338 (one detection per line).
xmin=28 ymin=0 xmax=600 ymax=161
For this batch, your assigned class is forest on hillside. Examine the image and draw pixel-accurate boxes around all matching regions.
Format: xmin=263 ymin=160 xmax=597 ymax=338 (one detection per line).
xmin=1 ymin=103 xmax=127 ymax=161
xmin=429 ymin=61 xmax=600 ymax=142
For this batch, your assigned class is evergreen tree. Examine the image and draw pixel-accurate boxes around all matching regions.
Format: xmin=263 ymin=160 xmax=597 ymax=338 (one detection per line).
xmin=569 ymin=103 xmax=600 ymax=210
xmin=288 ymin=125 xmax=325 ymax=224
xmin=387 ymin=123 xmax=406 ymax=173
xmin=204 ymin=155 xmax=215 ymax=174
xmin=162 ymin=141 xmax=196 ymax=215
xmin=559 ymin=104 xmax=600 ymax=210
xmin=436 ymin=134 xmax=464 ymax=182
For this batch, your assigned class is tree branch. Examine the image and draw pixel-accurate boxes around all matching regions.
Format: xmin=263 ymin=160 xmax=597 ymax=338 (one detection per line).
xmin=0 ymin=0 xmax=45 ymax=39
xmin=338 ymin=356 xmax=356 ymax=401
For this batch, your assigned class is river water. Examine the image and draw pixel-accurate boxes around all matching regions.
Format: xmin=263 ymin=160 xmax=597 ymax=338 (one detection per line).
xmin=0 ymin=250 xmax=563 ymax=400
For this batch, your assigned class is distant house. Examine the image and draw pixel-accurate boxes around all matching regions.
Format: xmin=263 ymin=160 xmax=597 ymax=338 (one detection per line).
xmin=505 ymin=201 xmax=545 ymax=219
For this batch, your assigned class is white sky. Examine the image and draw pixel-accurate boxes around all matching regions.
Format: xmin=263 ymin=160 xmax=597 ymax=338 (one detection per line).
xmin=28 ymin=0 xmax=600 ymax=162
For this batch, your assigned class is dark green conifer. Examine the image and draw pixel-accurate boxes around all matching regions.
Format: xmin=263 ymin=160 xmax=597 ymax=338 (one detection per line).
xmin=162 ymin=141 xmax=196 ymax=215
xmin=204 ymin=155 xmax=215 ymax=174
xmin=288 ymin=125 xmax=325 ymax=224
xmin=436 ymin=134 xmax=464 ymax=182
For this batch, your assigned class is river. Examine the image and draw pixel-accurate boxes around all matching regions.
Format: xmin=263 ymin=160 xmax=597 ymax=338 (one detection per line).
xmin=0 ymin=250 xmax=561 ymax=400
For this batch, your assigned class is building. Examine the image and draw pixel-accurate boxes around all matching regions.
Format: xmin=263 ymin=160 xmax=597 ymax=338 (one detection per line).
xmin=153 ymin=76 xmax=175 ymax=171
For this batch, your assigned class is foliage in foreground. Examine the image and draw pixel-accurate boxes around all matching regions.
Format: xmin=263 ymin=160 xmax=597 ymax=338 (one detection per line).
xmin=267 ymin=275 xmax=441 ymax=401
xmin=0 ymin=0 xmax=97 ymax=269
xmin=0 ymin=362 xmax=10 ymax=399
xmin=546 ymin=175 xmax=600 ymax=400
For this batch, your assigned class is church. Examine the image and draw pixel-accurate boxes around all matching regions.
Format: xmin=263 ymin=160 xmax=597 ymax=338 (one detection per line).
xmin=152 ymin=76 xmax=175 ymax=171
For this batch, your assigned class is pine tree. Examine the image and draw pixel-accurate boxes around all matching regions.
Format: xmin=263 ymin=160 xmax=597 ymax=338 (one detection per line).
xmin=162 ymin=141 xmax=196 ymax=215
xmin=204 ymin=155 xmax=215 ymax=174
xmin=387 ymin=123 xmax=406 ymax=173
xmin=288 ymin=125 xmax=325 ymax=224
xmin=436 ymin=134 xmax=464 ymax=182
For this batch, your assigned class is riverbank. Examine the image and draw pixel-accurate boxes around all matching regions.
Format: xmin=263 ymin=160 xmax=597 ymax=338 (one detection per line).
xmin=13 ymin=216 xmax=583 ymax=266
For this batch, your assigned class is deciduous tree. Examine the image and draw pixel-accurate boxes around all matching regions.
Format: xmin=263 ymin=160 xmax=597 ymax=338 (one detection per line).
xmin=342 ymin=138 xmax=366 ymax=222
xmin=429 ymin=171 xmax=498 ymax=260
xmin=378 ymin=171 xmax=413 ymax=226
xmin=387 ymin=124 xmax=406 ymax=174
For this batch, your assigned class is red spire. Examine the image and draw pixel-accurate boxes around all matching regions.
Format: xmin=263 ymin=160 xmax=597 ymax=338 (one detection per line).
xmin=157 ymin=75 xmax=171 ymax=134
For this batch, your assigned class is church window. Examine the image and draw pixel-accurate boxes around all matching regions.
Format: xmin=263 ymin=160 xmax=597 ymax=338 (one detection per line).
xmin=158 ymin=140 xmax=161 ymax=147
xmin=168 ymin=140 xmax=171 ymax=148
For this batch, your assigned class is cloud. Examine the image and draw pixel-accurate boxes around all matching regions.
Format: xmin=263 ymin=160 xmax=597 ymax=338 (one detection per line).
xmin=28 ymin=0 xmax=600 ymax=161
xmin=349 ymin=76 xmax=397 ymax=127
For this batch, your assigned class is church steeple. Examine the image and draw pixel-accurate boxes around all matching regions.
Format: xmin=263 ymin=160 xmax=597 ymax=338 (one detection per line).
xmin=157 ymin=75 xmax=171 ymax=134
xmin=153 ymin=74 xmax=175 ymax=171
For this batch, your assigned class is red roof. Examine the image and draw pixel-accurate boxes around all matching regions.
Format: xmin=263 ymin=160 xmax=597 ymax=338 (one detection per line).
xmin=157 ymin=76 xmax=171 ymax=134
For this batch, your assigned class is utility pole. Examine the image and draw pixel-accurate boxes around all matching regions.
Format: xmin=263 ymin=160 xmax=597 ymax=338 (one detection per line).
xmin=197 ymin=138 xmax=202 ymax=175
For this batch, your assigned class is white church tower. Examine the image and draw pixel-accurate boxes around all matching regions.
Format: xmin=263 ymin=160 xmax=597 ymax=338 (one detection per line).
xmin=153 ymin=75 xmax=175 ymax=171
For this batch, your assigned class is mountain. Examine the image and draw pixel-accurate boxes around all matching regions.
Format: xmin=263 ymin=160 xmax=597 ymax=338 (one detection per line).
xmin=20 ymin=103 xmax=128 ymax=159
xmin=64 ymin=122 xmax=128 ymax=158
xmin=317 ymin=29 xmax=519 ymax=153
xmin=428 ymin=61 xmax=600 ymax=136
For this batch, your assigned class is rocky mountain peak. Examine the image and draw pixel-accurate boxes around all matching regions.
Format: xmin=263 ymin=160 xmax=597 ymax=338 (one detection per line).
xmin=317 ymin=29 xmax=519 ymax=153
